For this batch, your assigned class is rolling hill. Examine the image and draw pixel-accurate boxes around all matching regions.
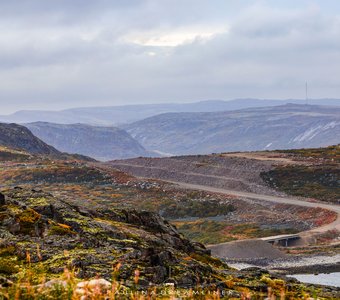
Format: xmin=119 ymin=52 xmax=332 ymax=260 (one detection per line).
xmin=0 ymin=122 xmax=61 ymax=156
xmin=1 ymin=98 xmax=339 ymax=125
xmin=124 ymin=104 xmax=340 ymax=155
xmin=25 ymin=122 xmax=151 ymax=161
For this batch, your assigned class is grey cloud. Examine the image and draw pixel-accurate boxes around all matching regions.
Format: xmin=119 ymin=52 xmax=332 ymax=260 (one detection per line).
xmin=0 ymin=1 xmax=339 ymax=113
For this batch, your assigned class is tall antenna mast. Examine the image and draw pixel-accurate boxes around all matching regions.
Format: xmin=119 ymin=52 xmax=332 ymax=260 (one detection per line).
xmin=305 ymin=82 xmax=308 ymax=105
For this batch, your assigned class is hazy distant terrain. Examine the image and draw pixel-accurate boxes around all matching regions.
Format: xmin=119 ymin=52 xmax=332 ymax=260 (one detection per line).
xmin=124 ymin=104 xmax=340 ymax=155
xmin=1 ymin=99 xmax=339 ymax=125
xmin=25 ymin=122 xmax=151 ymax=161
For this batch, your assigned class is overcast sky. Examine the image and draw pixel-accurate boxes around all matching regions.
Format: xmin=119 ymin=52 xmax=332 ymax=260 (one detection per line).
xmin=0 ymin=0 xmax=339 ymax=114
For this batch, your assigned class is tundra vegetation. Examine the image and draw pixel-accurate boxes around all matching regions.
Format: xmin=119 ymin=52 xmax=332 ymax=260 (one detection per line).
xmin=0 ymin=145 xmax=339 ymax=299
xmin=261 ymin=145 xmax=340 ymax=203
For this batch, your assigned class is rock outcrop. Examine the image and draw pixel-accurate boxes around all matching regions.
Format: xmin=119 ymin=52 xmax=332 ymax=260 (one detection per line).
xmin=0 ymin=187 xmax=221 ymax=287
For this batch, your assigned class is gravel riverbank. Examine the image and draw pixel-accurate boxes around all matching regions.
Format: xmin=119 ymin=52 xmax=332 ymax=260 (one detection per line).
xmin=227 ymin=254 xmax=340 ymax=275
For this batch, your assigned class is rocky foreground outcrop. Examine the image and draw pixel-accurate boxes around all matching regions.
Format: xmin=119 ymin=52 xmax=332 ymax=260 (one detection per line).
xmin=0 ymin=188 xmax=221 ymax=287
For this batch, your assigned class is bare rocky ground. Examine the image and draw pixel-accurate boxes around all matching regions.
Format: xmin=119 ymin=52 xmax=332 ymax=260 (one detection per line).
xmin=110 ymin=155 xmax=280 ymax=195
xmin=111 ymin=148 xmax=338 ymax=201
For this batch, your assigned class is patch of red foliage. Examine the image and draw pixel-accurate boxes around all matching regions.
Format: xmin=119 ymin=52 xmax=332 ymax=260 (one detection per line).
xmin=313 ymin=209 xmax=337 ymax=227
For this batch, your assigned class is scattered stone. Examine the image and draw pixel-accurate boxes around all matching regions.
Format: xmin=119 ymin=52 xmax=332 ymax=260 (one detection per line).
xmin=87 ymin=278 xmax=112 ymax=290
xmin=75 ymin=279 xmax=112 ymax=298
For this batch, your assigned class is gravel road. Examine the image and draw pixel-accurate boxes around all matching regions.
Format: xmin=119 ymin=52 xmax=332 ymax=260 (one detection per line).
xmin=166 ymin=181 xmax=340 ymax=235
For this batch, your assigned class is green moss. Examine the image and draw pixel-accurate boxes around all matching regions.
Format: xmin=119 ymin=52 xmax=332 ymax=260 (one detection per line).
xmin=48 ymin=225 xmax=76 ymax=236
xmin=109 ymin=238 xmax=138 ymax=247
xmin=190 ymin=253 xmax=227 ymax=269
xmin=0 ymin=245 xmax=16 ymax=257
xmin=15 ymin=208 xmax=41 ymax=234
xmin=278 ymin=144 xmax=340 ymax=163
xmin=0 ymin=147 xmax=31 ymax=162
xmin=6 ymin=204 xmax=22 ymax=214
xmin=0 ymin=211 xmax=9 ymax=222
xmin=27 ymin=197 xmax=50 ymax=206
xmin=173 ymin=220 xmax=300 ymax=244
xmin=0 ymin=257 xmax=19 ymax=275
xmin=261 ymin=165 xmax=340 ymax=203
xmin=16 ymin=208 xmax=40 ymax=223
xmin=173 ymin=220 xmax=236 ymax=244
xmin=162 ymin=198 xmax=235 ymax=219
xmin=63 ymin=217 xmax=88 ymax=227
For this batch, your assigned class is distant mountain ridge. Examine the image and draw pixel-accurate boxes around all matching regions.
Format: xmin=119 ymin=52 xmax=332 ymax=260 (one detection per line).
xmin=0 ymin=122 xmax=61 ymax=156
xmin=25 ymin=122 xmax=151 ymax=161
xmin=124 ymin=104 xmax=340 ymax=155
xmin=1 ymin=98 xmax=339 ymax=125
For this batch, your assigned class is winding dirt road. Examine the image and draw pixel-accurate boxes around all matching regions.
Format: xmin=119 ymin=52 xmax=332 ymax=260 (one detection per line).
xmin=165 ymin=181 xmax=340 ymax=236
xmin=109 ymin=155 xmax=339 ymax=248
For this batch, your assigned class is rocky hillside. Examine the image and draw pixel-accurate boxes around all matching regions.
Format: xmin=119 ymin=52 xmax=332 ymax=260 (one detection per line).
xmin=261 ymin=145 xmax=340 ymax=204
xmin=25 ymin=122 xmax=151 ymax=161
xmin=0 ymin=187 xmax=224 ymax=285
xmin=124 ymin=104 xmax=340 ymax=155
xmin=0 ymin=123 xmax=61 ymax=156
xmin=112 ymin=145 xmax=340 ymax=204
xmin=111 ymin=155 xmax=275 ymax=195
